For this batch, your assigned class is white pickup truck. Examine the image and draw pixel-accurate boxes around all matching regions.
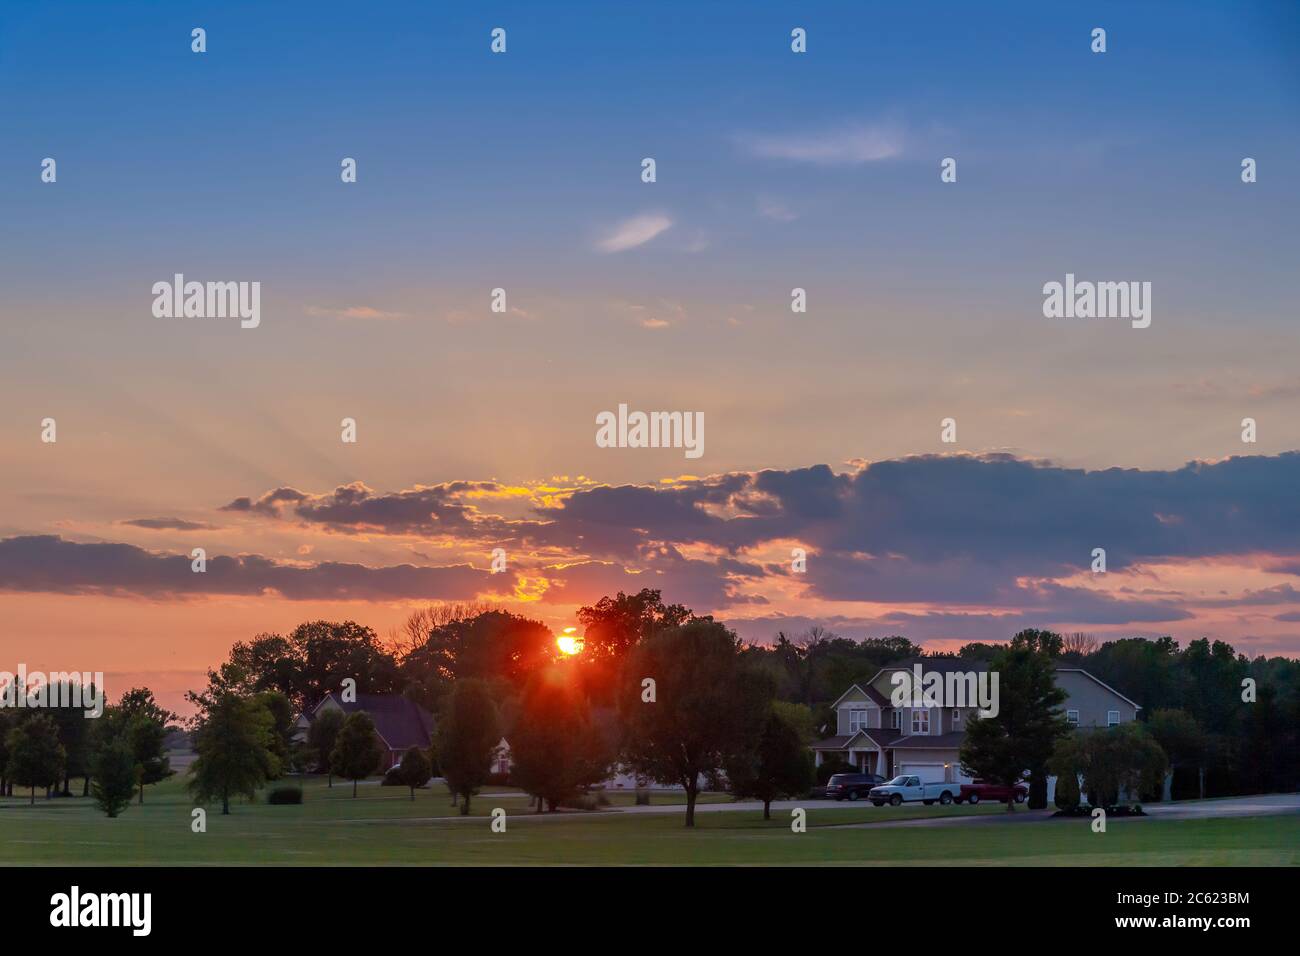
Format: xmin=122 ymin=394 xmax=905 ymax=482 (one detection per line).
xmin=868 ymin=774 xmax=962 ymax=806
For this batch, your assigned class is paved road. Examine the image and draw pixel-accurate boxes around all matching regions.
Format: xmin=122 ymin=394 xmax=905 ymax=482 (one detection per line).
xmin=821 ymin=792 xmax=1300 ymax=830
xmin=1139 ymin=792 xmax=1300 ymax=820
xmin=360 ymin=792 xmax=1300 ymax=827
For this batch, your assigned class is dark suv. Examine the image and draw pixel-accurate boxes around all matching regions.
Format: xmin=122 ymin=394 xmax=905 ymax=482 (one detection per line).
xmin=825 ymin=773 xmax=886 ymax=801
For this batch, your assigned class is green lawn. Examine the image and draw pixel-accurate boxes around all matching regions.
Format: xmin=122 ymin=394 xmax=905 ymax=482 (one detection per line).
xmin=1 ymin=776 xmax=1294 ymax=865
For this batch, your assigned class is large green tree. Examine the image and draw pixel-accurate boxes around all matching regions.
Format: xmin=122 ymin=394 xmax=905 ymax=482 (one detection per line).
xmin=6 ymin=714 xmax=66 ymax=804
xmin=575 ymin=590 xmax=697 ymax=704
xmin=1053 ymin=724 xmax=1168 ymax=808
xmin=188 ymin=693 xmax=280 ymax=814
xmin=101 ymin=688 xmax=176 ymax=804
xmin=402 ymin=611 xmax=554 ymax=708
xmin=47 ymin=679 xmax=96 ymax=796
xmin=619 ymin=619 xmax=772 ymax=827
xmin=434 ymin=679 xmax=501 ymax=816
xmin=724 ymin=701 xmax=814 ymax=819
xmin=959 ymin=629 xmax=1071 ymax=811
xmin=331 ymin=711 xmax=384 ymax=797
xmin=508 ymin=668 xmax=612 ymax=811
xmin=190 ymin=621 xmax=402 ymax=713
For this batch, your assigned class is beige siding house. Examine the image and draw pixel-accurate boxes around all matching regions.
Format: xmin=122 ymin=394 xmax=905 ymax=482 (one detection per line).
xmin=813 ymin=659 xmax=1141 ymax=789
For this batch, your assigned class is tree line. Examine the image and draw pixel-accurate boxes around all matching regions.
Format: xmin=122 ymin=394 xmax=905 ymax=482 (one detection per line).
xmin=0 ymin=686 xmax=176 ymax=815
xmin=6 ymin=589 xmax=1295 ymax=823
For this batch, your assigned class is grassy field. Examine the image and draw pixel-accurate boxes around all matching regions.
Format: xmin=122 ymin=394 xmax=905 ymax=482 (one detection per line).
xmin=1 ymin=775 xmax=1294 ymax=865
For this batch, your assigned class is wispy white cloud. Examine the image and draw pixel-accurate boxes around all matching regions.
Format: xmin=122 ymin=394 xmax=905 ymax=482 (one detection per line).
xmin=740 ymin=122 xmax=903 ymax=165
xmin=757 ymin=195 xmax=799 ymax=222
xmin=594 ymin=212 xmax=673 ymax=253
xmin=680 ymin=229 xmax=710 ymax=253
xmin=306 ymin=305 xmax=405 ymax=320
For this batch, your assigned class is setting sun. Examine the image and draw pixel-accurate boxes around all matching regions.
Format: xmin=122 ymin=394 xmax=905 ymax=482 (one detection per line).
xmin=556 ymin=626 xmax=584 ymax=656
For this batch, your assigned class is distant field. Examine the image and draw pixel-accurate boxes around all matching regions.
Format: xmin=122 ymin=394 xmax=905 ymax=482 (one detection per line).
xmin=1 ymin=776 xmax=1294 ymax=866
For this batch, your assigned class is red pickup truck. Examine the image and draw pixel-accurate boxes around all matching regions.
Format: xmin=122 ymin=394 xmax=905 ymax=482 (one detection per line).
xmin=957 ymin=780 xmax=1028 ymax=804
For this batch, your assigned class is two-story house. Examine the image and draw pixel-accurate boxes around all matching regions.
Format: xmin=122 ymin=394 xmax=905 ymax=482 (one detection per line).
xmin=812 ymin=658 xmax=1141 ymax=787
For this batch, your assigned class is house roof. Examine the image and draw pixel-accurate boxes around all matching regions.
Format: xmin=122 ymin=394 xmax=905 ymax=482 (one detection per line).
xmin=1053 ymin=668 xmax=1143 ymax=710
xmin=828 ymin=682 xmax=890 ymax=709
xmin=812 ymin=728 xmax=903 ymax=751
xmin=857 ymin=728 xmax=902 ymax=747
xmin=872 ymin=657 xmax=991 ymax=679
xmin=311 ymin=693 xmax=435 ymax=752
xmin=891 ymin=731 xmax=967 ymax=750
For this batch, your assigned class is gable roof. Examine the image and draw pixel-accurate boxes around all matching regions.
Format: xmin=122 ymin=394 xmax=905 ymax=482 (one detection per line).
xmin=811 ymin=728 xmax=903 ymax=751
xmin=854 ymin=727 xmax=902 ymax=748
xmin=828 ymin=682 xmax=890 ymax=709
xmin=312 ymin=693 xmax=435 ymax=751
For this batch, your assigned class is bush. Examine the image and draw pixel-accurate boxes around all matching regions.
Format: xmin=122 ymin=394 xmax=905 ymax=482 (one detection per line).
xmin=1054 ymin=771 xmax=1080 ymax=810
xmin=634 ymin=788 xmax=651 ymax=806
xmin=485 ymin=771 xmax=510 ymax=786
xmin=267 ymin=786 xmax=303 ymax=805
xmin=91 ymin=742 xmax=138 ymax=818
xmin=558 ymin=794 xmax=600 ymax=811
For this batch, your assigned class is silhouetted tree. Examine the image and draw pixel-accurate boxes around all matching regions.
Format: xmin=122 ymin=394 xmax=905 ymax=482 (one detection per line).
xmin=307 ymin=707 xmax=346 ymax=786
xmin=725 ymin=701 xmax=814 ymax=819
xmin=435 ymin=680 xmax=501 ymax=816
xmin=395 ymin=746 xmax=432 ymax=800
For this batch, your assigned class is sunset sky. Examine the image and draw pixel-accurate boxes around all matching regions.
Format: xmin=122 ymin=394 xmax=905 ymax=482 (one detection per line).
xmin=1 ymin=1 xmax=1298 ymax=714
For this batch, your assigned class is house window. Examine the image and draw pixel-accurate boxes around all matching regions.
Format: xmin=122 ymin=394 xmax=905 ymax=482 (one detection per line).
xmin=952 ymin=708 xmax=961 ymax=723
xmin=848 ymin=709 xmax=869 ymax=733
xmin=1066 ymin=709 xmax=1080 ymax=726
xmin=911 ymin=710 xmax=930 ymax=735
xmin=890 ymin=710 xmax=901 ymax=729
xmin=1107 ymin=710 xmax=1120 ymax=727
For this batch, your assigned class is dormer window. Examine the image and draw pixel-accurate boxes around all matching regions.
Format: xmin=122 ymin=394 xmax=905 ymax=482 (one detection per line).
xmin=848 ymin=709 xmax=869 ymax=733
xmin=890 ymin=710 xmax=901 ymax=729
xmin=911 ymin=709 xmax=930 ymax=735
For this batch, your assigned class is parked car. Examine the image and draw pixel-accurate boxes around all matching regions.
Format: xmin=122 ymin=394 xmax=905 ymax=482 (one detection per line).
xmin=957 ymin=780 xmax=1028 ymax=804
xmin=868 ymin=774 xmax=962 ymax=806
xmin=825 ymin=772 xmax=886 ymax=801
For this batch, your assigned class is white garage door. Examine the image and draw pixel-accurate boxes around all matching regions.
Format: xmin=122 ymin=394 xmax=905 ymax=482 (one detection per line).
xmin=901 ymin=763 xmax=945 ymax=782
